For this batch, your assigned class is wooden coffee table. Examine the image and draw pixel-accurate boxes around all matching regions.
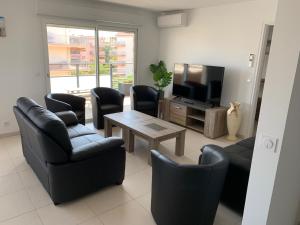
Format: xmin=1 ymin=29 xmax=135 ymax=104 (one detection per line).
xmin=104 ymin=110 xmax=186 ymax=164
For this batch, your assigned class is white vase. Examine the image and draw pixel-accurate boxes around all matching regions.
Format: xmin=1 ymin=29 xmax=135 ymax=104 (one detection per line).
xmin=227 ymin=102 xmax=242 ymax=141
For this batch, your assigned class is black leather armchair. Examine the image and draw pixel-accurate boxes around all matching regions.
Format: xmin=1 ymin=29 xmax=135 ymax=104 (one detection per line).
xmin=14 ymin=97 xmax=126 ymax=204
xmin=151 ymin=146 xmax=229 ymax=225
xmin=45 ymin=93 xmax=86 ymax=125
xmin=91 ymin=87 xmax=124 ymax=129
xmin=130 ymin=85 xmax=160 ymax=117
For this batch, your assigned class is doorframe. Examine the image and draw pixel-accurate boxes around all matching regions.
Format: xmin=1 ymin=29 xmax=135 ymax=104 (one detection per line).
xmin=247 ymin=24 xmax=274 ymax=137
xmin=40 ymin=16 xmax=138 ymax=93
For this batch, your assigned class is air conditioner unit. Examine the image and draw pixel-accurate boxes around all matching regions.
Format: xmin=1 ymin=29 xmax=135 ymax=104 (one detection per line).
xmin=157 ymin=13 xmax=188 ymax=28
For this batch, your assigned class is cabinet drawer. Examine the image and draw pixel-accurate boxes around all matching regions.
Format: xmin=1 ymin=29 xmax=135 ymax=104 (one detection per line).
xmin=170 ymin=102 xmax=187 ymax=117
xmin=170 ymin=114 xmax=186 ymax=126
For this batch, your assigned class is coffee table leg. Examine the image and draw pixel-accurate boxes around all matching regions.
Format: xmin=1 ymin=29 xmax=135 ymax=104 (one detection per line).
xmin=175 ymin=131 xmax=185 ymax=156
xmin=148 ymin=140 xmax=159 ymax=165
xmin=104 ymin=118 xmax=112 ymax=138
xmin=122 ymin=128 xmax=134 ymax=153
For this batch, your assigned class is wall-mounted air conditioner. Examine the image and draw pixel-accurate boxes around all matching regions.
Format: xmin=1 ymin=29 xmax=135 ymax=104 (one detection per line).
xmin=157 ymin=13 xmax=188 ymax=28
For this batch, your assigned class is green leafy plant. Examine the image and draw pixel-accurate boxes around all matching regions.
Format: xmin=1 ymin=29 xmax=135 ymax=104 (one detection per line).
xmin=149 ymin=60 xmax=173 ymax=91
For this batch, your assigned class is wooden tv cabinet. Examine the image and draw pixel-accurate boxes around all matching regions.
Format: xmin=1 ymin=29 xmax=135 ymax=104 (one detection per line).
xmin=164 ymin=97 xmax=227 ymax=139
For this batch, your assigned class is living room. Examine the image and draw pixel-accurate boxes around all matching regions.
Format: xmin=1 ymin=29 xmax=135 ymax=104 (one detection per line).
xmin=1 ymin=0 xmax=300 ymax=225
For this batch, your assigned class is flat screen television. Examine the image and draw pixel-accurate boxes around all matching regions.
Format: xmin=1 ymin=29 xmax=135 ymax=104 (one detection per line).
xmin=172 ymin=63 xmax=225 ymax=106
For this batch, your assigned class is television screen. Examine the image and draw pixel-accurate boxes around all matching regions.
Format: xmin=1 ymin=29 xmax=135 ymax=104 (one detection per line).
xmin=172 ymin=63 xmax=225 ymax=106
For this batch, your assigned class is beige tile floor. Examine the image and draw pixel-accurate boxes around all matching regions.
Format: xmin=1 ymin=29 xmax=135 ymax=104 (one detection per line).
xmin=0 ymin=125 xmax=242 ymax=225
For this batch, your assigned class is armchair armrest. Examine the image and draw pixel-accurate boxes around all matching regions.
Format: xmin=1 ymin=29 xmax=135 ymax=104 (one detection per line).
xmin=55 ymin=111 xmax=78 ymax=126
xmin=46 ymin=97 xmax=72 ymax=112
xmin=71 ymin=137 xmax=124 ymax=161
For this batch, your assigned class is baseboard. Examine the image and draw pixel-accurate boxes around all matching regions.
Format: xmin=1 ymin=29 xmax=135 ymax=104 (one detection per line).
xmin=0 ymin=131 xmax=20 ymax=138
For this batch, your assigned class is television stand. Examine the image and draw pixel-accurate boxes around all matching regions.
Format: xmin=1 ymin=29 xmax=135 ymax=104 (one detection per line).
xmin=164 ymin=97 xmax=227 ymax=139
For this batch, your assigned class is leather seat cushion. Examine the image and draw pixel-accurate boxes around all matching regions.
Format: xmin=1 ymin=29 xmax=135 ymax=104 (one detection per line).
xmin=236 ymin=137 xmax=255 ymax=149
xmin=70 ymin=134 xmax=104 ymax=149
xmin=100 ymin=104 xmax=122 ymax=114
xmin=136 ymin=101 xmax=156 ymax=110
xmin=223 ymin=139 xmax=254 ymax=171
xmin=67 ymin=124 xmax=96 ymax=139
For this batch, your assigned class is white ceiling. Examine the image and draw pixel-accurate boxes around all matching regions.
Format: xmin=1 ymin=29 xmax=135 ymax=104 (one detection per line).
xmin=97 ymin=0 xmax=252 ymax=11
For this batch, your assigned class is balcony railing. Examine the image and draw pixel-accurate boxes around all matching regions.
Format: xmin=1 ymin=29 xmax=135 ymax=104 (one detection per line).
xmin=49 ymin=62 xmax=134 ymax=90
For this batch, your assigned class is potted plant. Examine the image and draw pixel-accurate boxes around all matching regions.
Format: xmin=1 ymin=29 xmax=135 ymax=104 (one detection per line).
xmin=149 ymin=60 xmax=173 ymax=99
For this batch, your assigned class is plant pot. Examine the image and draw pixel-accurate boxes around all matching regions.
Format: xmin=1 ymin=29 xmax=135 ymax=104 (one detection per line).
xmin=158 ymin=90 xmax=164 ymax=99
xmin=118 ymin=83 xmax=132 ymax=96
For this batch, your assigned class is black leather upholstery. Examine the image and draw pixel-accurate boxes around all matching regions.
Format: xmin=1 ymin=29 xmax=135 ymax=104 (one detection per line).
xmin=151 ymin=146 xmax=229 ymax=225
xmin=14 ymin=97 xmax=126 ymax=204
xmin=220 ymin=137 xmax=255 ymax=214
xmin=131 ymin=85 xmax=160 ymax=117
xmin=91 ymin=87 xmax=124 ymax=129
xmin=45 ymin=93 xmax=86 ymax=125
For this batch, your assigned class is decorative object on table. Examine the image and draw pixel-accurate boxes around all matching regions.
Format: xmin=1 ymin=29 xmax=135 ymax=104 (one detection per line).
xmin=149 ymin=60 xmax=173 ymax=99
xmin=226 ymin=101 xmax=241 ymax=141
xmin=0 ymin=17 xmax=6 ymax=37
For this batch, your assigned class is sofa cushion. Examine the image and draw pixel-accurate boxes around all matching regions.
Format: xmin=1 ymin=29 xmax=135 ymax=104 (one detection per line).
xmin=223 ymin=145 xmax=252 ymax=171
xmin=70 ymin=137 xmax=124 ymax=161
xmin=67 ymin=124 xmax=96 ymax=139
xmin=236 ymin=137 xmax=256 ymax=149
xmin=26 ymin=105 xmax=73 ymax=153
xmin=70 ymin=134 xmax=105 ymax=149
xmin=17 ymin=97 xmax=41 ymax=114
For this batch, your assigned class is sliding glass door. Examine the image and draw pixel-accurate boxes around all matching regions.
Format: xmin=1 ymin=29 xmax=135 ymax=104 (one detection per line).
xmin=46 ymin=24 xmax=136 ymax=120
xmin=98 ymin=29 xmax=135 ymax=109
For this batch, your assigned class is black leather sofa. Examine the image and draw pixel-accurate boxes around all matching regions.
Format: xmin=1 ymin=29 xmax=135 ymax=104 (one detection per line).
xmin=45 ymin=93 xmax=86 ymax=125
xmin=151 ymin=146 xmax=229 ymax=225
xmin=130 ymin=85 xmax=160 ymax=117
xmin=91 ymin=87 xmax=124 ymax=129
xmin=203 ymin=137 xmax=255 ymax=214
xmin=13 ymin=97 xmax=126 ymax=204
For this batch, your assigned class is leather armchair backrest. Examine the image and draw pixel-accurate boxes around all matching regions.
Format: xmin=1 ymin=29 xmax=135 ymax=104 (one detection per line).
xmin=47 ymin=93 xmax=85 ymax=111
xmin=151 ymin=147 xmax=229 ymax=225
xmin=132 ymin=85 xmax=158 ymax=102
xmin=16 ymin=98 xmax=72 ymax=156
xmin=92 ymin=87 xmax=123 ymax=105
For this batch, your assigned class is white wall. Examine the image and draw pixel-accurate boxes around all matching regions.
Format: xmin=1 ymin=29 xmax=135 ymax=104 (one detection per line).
xmin=159 ymin=0 xmax=278 ymax=137
xmin=242 ymin=0 xmax=300 ymax=223
xmin=0 ymin=0 xmax=160 ymax=135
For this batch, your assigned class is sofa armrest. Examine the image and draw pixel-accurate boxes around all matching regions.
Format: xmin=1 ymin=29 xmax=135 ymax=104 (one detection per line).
xmin=71 ymin=137 xmax=124 ymax=161
xmin=55 ymin=111 xmax=78 ymax=126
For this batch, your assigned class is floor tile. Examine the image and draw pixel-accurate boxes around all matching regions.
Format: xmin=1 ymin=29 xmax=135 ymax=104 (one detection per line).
xmin=125 ymin=153 xmax=148 ymax=177
xmin=0 ymin=172 xmax=24 ymax=197
xmin=82 ymin=186 xmax=132 ymax=215
xmin=122 ymin=168 xmax=152 ymax=199
xmin=214 ymin=204 xmax=242 ymax=225
xmin=78 ymin=217 xmax=103 ymax=225
xmin=0 ymin=158 xmax=15 ymax=177
xmin=98 ymin=201 xmax=156 ymax=225
xmin=19 ymin=169 xmax=40 ymax=188
xmin=0 ymin=190 xmax=34 ymax=222
xmin=136 ymin=193 xmax=151 ymax=212
xmin=26 ymin=184 xmax=52 ymax=208
xmin=0 ymin=211 xmax=43 ymax=225
xmin=11 ymin=156 xmax=30 ymax=172
xmin=37 ymin=201 xmax=94 ymax=225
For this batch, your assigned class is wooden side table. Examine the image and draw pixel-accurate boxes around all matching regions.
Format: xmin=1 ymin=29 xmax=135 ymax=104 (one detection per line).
xmin=204 ymin=107 xmax=227 ymax=139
